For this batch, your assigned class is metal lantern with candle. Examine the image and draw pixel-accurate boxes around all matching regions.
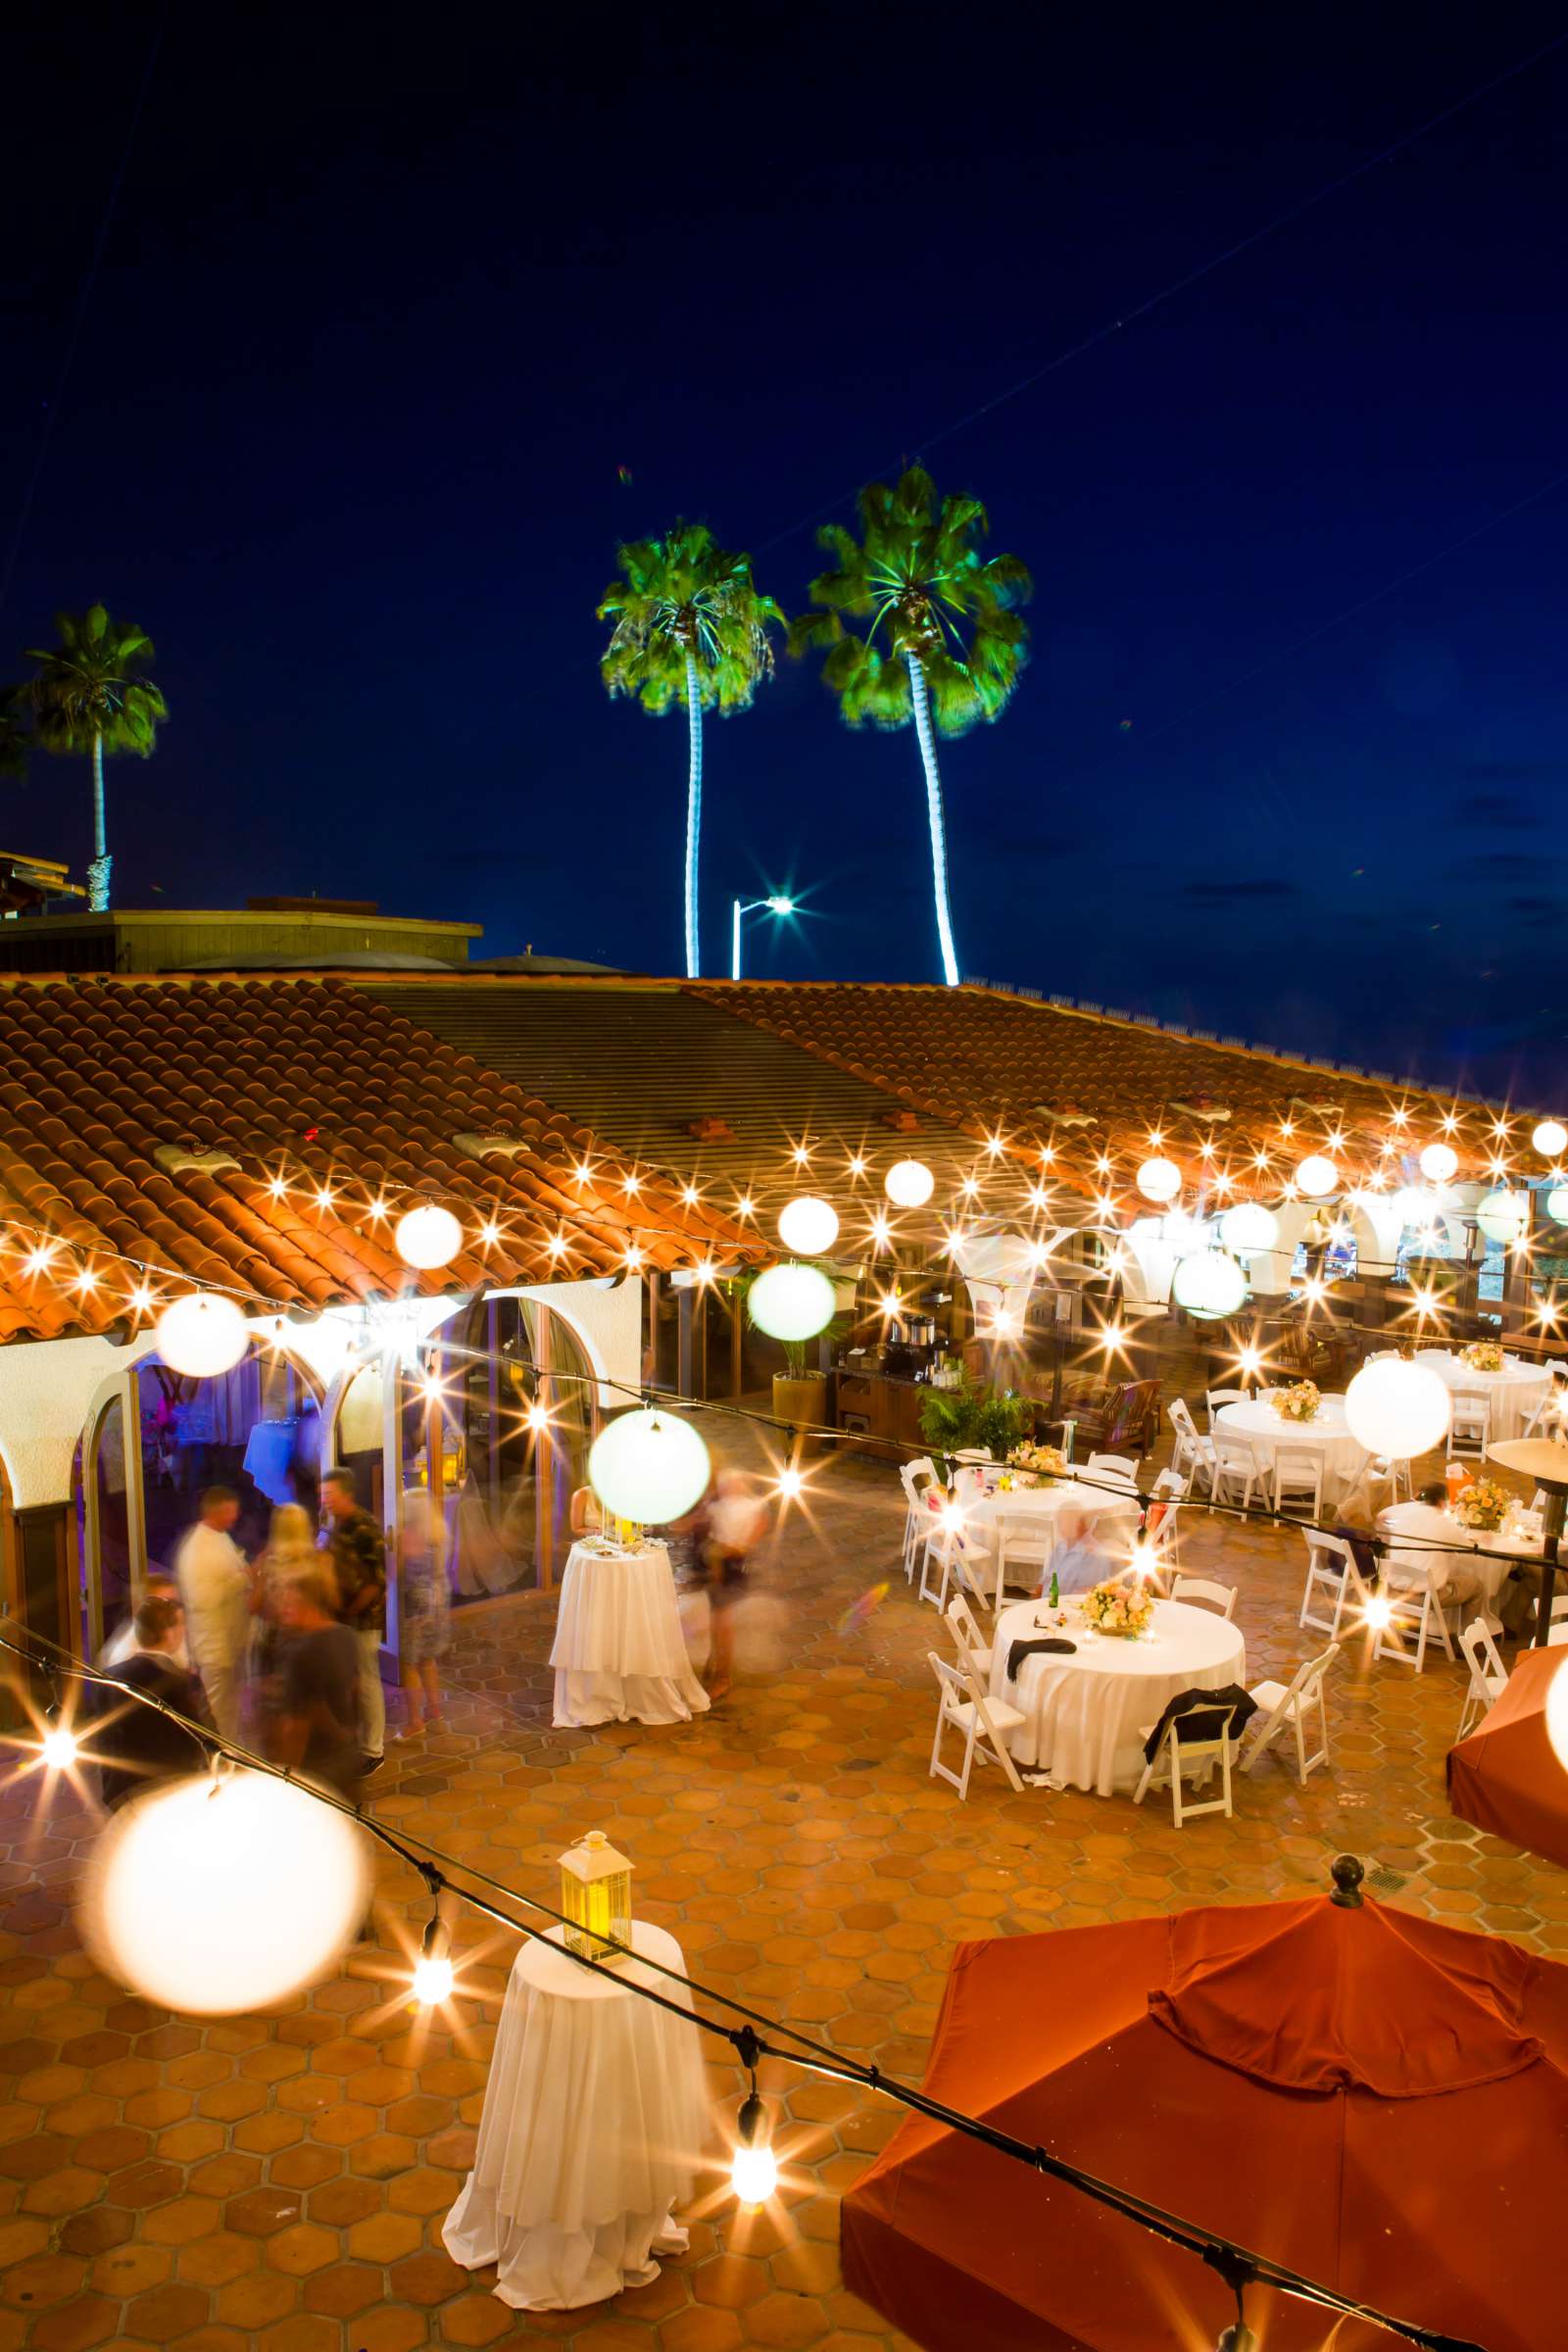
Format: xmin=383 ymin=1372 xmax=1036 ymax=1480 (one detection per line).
xmin=560 ymin=1830 xmax=634 ymax=1963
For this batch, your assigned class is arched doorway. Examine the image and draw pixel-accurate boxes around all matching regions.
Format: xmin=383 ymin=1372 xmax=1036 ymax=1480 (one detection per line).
xmin=74 ymin=1339 xmax=323 ymax=1661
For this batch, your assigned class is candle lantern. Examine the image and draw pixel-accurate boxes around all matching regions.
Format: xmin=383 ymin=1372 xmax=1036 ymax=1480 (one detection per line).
xmin=560 ymin=1830 xmax=634 ymax=1963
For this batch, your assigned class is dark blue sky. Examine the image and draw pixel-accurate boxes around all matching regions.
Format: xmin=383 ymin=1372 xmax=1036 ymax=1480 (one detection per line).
xmin=4 ymin=9 xmax=1566 ymax=1101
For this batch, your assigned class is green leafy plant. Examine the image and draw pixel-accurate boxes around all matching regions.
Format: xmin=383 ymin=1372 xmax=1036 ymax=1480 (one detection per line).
xmin=791 ymin=466 xmax=1030 ymax=987
xmin=917 ymin=1376 xmax=1028 ymax=1482
xmin=598 ymin=523 xmax=783 ymax=978
xmin=25 ymin=605 xmax=167 ymax=910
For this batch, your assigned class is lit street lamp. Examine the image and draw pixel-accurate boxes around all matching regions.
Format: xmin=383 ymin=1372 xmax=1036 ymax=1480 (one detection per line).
xmin=731 ymin=894 xmax=794 ymax=981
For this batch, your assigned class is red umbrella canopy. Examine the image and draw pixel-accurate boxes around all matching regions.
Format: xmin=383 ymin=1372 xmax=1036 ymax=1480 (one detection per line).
xmin=844 ymin=1883 xmax=1568 ymax=2352
xmin=1448 ymin=1645 xmax=1568 ymax=1872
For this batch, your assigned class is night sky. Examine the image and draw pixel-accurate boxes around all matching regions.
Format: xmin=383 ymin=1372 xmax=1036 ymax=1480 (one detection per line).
xmin=5 ymin=11 xmax=1566 ymax=1102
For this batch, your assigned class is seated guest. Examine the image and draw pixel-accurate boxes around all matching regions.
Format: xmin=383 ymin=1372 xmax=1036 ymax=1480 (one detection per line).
xmin=1043 ymin=1509 xmax=1115 ymax=1597
xmin=1332 ymin=1491 xmax=1380 ymax=1587
xmin=1378 ymin=1480 xmax=1481 ymax=1608
xmin=96 ymin=1596 xmax=212 ymax=1810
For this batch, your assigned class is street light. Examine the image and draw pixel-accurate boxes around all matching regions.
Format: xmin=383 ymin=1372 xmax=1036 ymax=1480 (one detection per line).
xmin=731 ymin=895 xmax=795 ymax=981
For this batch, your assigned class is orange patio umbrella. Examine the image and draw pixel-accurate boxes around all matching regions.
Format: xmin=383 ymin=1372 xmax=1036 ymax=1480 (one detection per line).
xmin=1447 ymin=1644 xmax=1568 ymax=1871
xmin=843 ymin=1863 xmax=1564 ymax=2351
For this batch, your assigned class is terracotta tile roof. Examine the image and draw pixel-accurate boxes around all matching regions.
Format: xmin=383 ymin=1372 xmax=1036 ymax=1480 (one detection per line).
xmin=684 ymin=980 xmax=1515 ymax=1202
xmin=0 ymin=977 xmax=750 ymax=1345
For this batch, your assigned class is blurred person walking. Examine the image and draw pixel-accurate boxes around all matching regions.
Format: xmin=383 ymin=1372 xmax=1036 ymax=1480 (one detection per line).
xmin=99 ymin=1573 xmax=187 ymax=1671
xmin=1044 ymin=1509 xmax=1114 ymax=1597
xmin=396 ymin=1493 xmax=451 ymax=1738
xmin=95 ymin=1594 xmax=212 ymax=1810
xmin=321 ymin=1469 xmax=388 ymax=1769
xmin=252 ymin=1502 xmax=319 ymax=1698
xmin=700 ymin=1469 xmax=768 ymax=1700
xmin=271 ymin=1570 xmax=365 ymax=1803
xmin=173 ymin=1486 xmax=253 ymax=1743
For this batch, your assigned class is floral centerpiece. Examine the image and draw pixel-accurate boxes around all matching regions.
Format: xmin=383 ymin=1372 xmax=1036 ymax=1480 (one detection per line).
xmin=1459 ymin=1340 xmax=1504 ymax=1374
xmin=1004 ymin=1440 xmax=1067 ymax=1486
xmin=1081 ymin=1579 xmax=1155 ymax=1638
xmin=1271 ymin=1379 xmax=1321 ymax=1424
xmin=1452 ymin=1476 xmax=1510 ymax=1532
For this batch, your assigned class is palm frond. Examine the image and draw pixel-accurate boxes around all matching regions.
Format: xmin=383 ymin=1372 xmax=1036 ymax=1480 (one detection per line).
xmin=25 ymin=609 xmax=166 ymax=759
xmin=597 ymin=521 xmax=783 ymax=716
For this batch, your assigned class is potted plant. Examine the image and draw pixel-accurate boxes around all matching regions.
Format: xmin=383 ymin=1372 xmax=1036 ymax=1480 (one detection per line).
xmin=917 ymin=1376 xmax=1028 ymax=1487
xmin=740 ymin=1271 xmax=847 ymax=1457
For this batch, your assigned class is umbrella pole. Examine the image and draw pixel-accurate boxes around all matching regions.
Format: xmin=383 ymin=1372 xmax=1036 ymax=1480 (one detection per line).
xmin=1535 ymin=1489 xmax=1565 ymax=1649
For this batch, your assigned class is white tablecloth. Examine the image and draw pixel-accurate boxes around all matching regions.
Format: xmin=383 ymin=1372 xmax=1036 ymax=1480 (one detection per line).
xmin=444 ymin=1921 xmax=710 ymax=2310
xmin=1215 ymin=1396 xmax=1366 ymax=1503
xmin=969 ymin=1480 xmax=1142 ymax=1592
xmin=990 ymin=1596 xmax=1246 ymax=1795
xmin=550 ymin=1542 xmax=710 ymax=1729
xmin=1381 ymin=1508 xmax=1545 ymax=1608
xmin=1419 ymin=1353 xmax=1550 ymax=1443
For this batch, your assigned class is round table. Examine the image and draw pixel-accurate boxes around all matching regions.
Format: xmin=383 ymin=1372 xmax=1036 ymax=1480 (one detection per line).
xmin=443 ymin=1921 xmax=710 ymax=2310
xmin=550 ymin=1541 xmax=710 ymax=1729
xmin=1214 ymin=1395 xmax=1366 ymax=1506
xmin=1419 ymin=1353 xmax=1550 ymax=1443
xmin=969 ymin=1479 xmax=1142 ymax=1600
xmin=1381 ymin=1505 xmax=1545 ymax=1608
xmin=989 ymin=1595 xmax=1246 ymax=1795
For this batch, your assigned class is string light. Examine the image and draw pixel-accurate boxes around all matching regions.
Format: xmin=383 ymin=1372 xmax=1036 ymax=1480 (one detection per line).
xmin=731 ymin=2083 xmax=777 ymax=2207
xmin=411 ymin=1903 xmax=455 ymax=2007
xmin=622 ymin=1173 xmax=642 ymax=1196
xmin=775 ymin=1465 xmax=806 ymax=1501
xmin=314 ymin=1186 xmax=335 ymax=1210
xmin=39 ymin=1714 xmax=78 ymax=1770
xmin=267 ymin=1174 xmax=288 ymax=1200
xmin=847 ymin=1155 xmax=867 ymax=1177
xmin=479 ymin=1218 xmax=502 ymax=1248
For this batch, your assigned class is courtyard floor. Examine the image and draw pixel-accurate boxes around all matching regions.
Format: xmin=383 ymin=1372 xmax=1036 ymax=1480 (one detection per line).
xmin=1 ymin=1425 xmax=1563 ymax=2352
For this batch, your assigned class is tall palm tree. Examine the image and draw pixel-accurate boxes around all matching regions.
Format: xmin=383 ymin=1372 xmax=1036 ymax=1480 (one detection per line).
xmin=599 ymin=522 xmax=783 ymax=978
xmin=25 ymin=605 xmax=167 ymax=910
xmin=792 ymin=466 xmax=1031 ymax=988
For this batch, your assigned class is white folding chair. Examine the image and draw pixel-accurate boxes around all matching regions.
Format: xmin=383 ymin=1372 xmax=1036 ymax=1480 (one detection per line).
xmin=1456 ymin=1618 xmax=1508 ymax=1740
xmin=1448 ymin=1389 xmax=1492 ymax=1457
xmin=917 ymin=1508 xmax=994 ymax=1615
xmin=1357 ymin=1452 xmax=1412 ymax=1507
xmin=1086 ymin=1452 xmax=1140 ymax=1488
xmin=1211 ymin=1431 xmax=1262 ymax=1511
xmin=1539 ymin=1593 xmax=1568 ymax=1647
xmin=1170 ymin=1575 xmax=1237 ymax=1621
xmin=1272 ymin=1444 xmax=1324 ymax=1521
xmin=1134 ymin=1701 xmax=1243 ymax=1825
xmin=1298 ymin=1530 xmax=1371 ymax=1640
xmin=928 ymin=1653 xmax=1025 ymax=1800
xmin=1244 ymin=1645 xmax=1336 ymax=1784
xmin=899 ymin=1456 xmax=941 ymax=1580
xmin=1167 ymin=1399 xmax=1215 ymax=1495
xmin=990 ymin=1509 xmax=1057 ymax=1603
xmin=1144 ymin=1485 xmax=1186 ymax=1579
xmin=1521 ymin=1391 xmax=1561 ymax=1440
xmin=1376 ymin=1556 xmax=1456 ymax=1672
xmin=945 ymin=1593 xmax=994 ymax=1679
xmin=1205 ymin=1388 xmax=1246 ymax=1432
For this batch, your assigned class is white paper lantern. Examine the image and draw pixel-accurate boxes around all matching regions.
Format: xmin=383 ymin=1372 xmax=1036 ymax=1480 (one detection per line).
xmin=1135 ymin=1156 xmax=1181 ymax=1204
xmin=1548 ymin=1186 xmax=1568 ymax=1226
xmin=1171 ymin=1250 xmax=1247 ymax=1320
xmin=1394 ymin=1186 xmax=1444 ymax=1232
xmin=1533 ymin=1119 xmax=1568 ymax=1159
xmin=589 ymin=1407 xmax=710 ymax=1525
xmin=1345 ymin=1358 xmax=1450 ymax=1460
xmin=749 ymin=1261 xmax=836 ymax=1343
xmin=776 ymin=1196 xmax=839 ymax=1256
xmin=1295 ymin=1154 xmax=1339 ymax=1199
xmin=156 ymin=1293 xmax=250 ymax=1379
xmin=884 ymin=1159 xmax=934 ymax=1208
xmin=395 ymin=1203 xmax=463 ymax=1270
xmin=1475 ymin=1189 xmax=1530 ymax=1247
xmin=1219 ymin=1201 xmax=1279 ymax=1253
xmin=1418 ymin=1142 xmax=1458 ymax=1184
xmin=78 ymin=1769 xmax=370 ymax=2016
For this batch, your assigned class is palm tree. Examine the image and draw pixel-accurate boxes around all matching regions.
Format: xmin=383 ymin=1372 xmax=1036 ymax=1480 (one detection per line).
xmin=25 ymin=605 xmax=167 ymax=910
xmin=599 ymin=523 xmax=783 ymax=978
xmin=792 ymin=466 xmax=1031 ymax=988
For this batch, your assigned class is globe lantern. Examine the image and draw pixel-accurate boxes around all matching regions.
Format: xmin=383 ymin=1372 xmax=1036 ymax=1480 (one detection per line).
xmin=1418 ymin=1142 xmax=1458 ymax=1185
xmin=1475 ymin=1189 xmax=1530 ymax=1247
xmin=395 ymin=1203 xmax=464 ymax=1270
xmin=1345 ymin=1357 xmax=1450 ymax=1460
xmin=1135 ymin=1156 xmax=1181 ymax=1205
xmin=1171 ymin=1250 xmax=1247 ymax=1321
xmin=884 ymin=1159 xmax=934 ymax=1208
xmin=1219 ymin=1201 xmax=1279 ymax=1253
xmin=1533 ymin=1119 xmax=1568 ymax=1159
xmin=777 ymin=1196 xmax=839 ymax=1256
xmin=749 ymin=1262 xmax=836 ymax=1343
xmin=1295 ymin=1154 xmax=1339 ymax=1199
xmin=156 ymin=1293 xmax=250 ymax=1379
xmin=588 ymin=1407 xmax=710 ymax=1527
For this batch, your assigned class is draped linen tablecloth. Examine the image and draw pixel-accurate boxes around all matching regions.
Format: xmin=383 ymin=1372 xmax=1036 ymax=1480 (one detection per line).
xmin=1420 ymin=1352 xmax=1551 ymax=1444
xmin=1214 ymin=1395 xmax=1366 ymax=1505
xmin=443 ymin=1921 xmax=710 ymax=2310
xmin=990 ymin=1596 xmax=1246 ymax=1795
xmin=550 ymin=1541 xmax=710 ymax=1729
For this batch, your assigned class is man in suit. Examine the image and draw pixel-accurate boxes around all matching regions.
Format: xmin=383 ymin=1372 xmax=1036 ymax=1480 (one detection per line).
xmin=96 ymin=1595 xmax=212 ymax=1810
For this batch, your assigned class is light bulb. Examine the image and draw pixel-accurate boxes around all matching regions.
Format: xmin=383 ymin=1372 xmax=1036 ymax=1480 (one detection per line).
xmin=731 ymin=2089 xmax=776 ymax=2207
xmin=412 ymin=1952 xmax=454 ymax=2005
xmin=776 ymin=1467 xmax=805 ymax=1500
xmin=41 ymin=1722 xmax=77 ymax=1769
xmin=1362 ymin=1594 xmax=1394 ymax=1633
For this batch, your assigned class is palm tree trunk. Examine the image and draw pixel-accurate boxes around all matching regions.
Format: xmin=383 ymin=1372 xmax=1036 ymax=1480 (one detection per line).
xmin=906 ymin=654 xmax=959 ymax=988
xmin=683 ymin=650 xmax=703 ymax=979
xmin=88 ymin=731 xmax=111 ymax=911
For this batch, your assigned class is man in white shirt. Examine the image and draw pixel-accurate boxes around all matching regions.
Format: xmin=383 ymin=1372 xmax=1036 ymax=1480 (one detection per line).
xmin=1378 ymin=1482 xmax=1481 ymax=1609
xmin=173 ymin=1487 xmax=253 ymax=1742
